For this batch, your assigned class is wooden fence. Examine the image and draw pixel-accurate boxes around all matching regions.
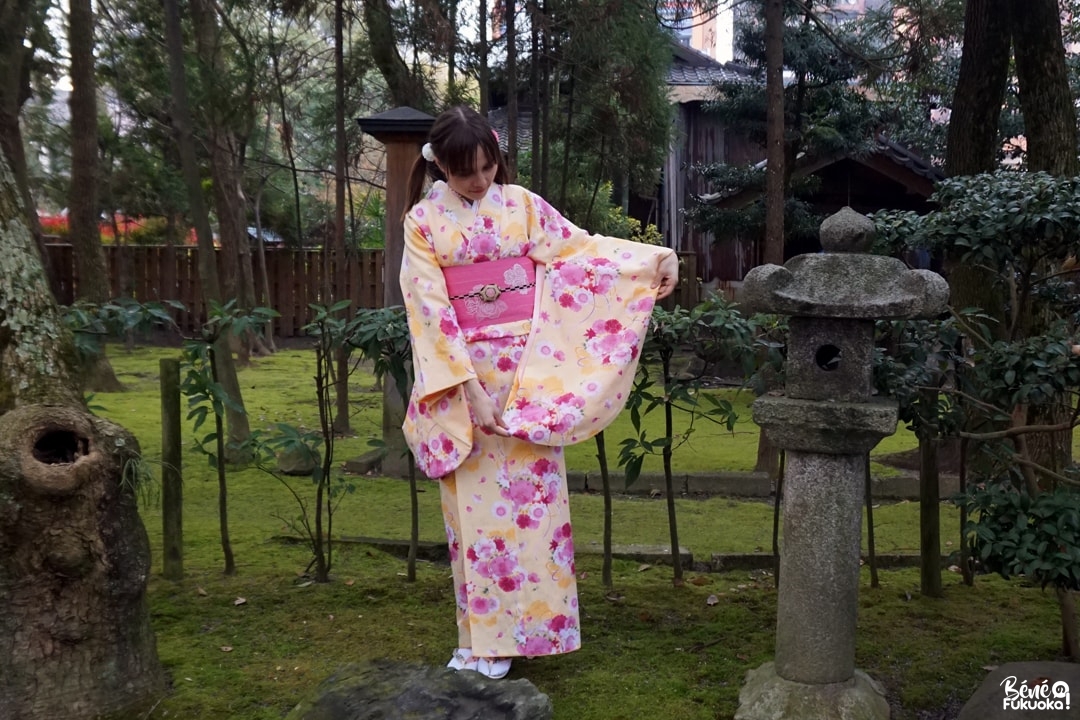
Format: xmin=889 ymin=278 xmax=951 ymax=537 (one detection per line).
xmin=45 ymin=243 xmax=386 ymax=338
xmin=44 ymin=243 xmax=700 ymax=338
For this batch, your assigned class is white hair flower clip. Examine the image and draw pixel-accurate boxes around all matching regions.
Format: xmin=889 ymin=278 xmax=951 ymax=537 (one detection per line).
xmin=421 ymin=143 xmax=436 ymax=162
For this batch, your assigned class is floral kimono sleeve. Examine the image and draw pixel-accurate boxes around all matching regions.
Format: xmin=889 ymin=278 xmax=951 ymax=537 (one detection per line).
xmin=400 ymin=212 xmax=476 ymax=478
xmin=500 ymin=188 xmax=675 ymax=445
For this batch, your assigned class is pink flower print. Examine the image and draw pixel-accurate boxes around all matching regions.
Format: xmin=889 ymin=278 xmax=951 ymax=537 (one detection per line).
xmin=446 ymin=522 xmax=460 ymax=563
xmin=514 ymin=613 xmax=581 ymax=656
xmin=550 ymin=522 xmax=575 ymax=573
xmin=467 ymin=535 xmax=526 ymax=591
xmin=628 ymin=296 xmax=655 ymax=314
xmin=519 ymin=635 xmax=556 ymax=657
xmin=438 ymin=308 xmax=461 ymax=338
xmin=506 ymin=478 xmax=540 ymax=506
xmin=415 ymin=207 xmax=425 ymax=218
xmin=584 ymin=317 xmax=640 ymax=365
xmin=492 ymin=502 xmax=512 ymax=521
xmin=497 ymin=459 xmax=562 ymax=531
xmin=417 ymin=432 xmax=461 ymax=478
xmin=496 ymin=355 xmax=514 ymax=372
xmin=503 ymin=393 xmax=587 ymax=443
xmin=470 ymin=232 xmax=498 ymax=259
xmin=470 ymin=594 xmax=500 ymax=615
xmin=497 ymin=575 xmax=522 ymax=592
xmin=456 ymin=582 xmax=471 ymax=613
xmin=548 ymin=257 xmax=620 ymax=311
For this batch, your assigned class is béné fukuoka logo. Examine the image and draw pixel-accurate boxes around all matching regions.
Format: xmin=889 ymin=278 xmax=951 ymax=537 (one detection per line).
xmin=1000 ymin=675 xmax=1071 ymax=711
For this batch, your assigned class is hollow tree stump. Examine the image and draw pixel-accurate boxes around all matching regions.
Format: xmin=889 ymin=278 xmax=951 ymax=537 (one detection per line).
xmin=0 ymin=405 xmax=164 ymax=719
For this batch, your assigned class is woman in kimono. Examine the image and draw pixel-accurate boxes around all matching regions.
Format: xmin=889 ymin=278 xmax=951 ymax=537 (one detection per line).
xmin=401 ymin=106 xmax=678 ymax=678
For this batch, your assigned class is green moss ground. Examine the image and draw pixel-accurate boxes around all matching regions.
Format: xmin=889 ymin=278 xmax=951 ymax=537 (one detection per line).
xmin=93 ymin=345 xmax=1069 ymax=719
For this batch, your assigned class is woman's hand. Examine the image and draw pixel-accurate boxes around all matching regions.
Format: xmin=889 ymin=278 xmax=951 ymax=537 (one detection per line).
xmin=463 ymin=378 xmax=510 ymax=436
xmin=652 ymin=251 xmax=680 ymax=300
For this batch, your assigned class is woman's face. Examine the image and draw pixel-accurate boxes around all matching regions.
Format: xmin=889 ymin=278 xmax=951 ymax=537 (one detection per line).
xmin=441 ymin=146 xmax=498 ymax=202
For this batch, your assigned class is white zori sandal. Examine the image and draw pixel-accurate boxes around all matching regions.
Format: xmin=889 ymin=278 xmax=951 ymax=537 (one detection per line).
xmin=474 ymin=656 xmax=512 ymax=679
xmin=447 ymin=648 xmax=477 ymax=671
xmin=446 ymin=648 xmax=512 ymax=679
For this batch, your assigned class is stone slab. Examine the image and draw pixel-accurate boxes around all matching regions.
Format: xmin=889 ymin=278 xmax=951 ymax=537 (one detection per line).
xmin=957 ymin=661 xmax=1079 ymax=720
xmin=577 ymin=542 xmax=692 ymax=567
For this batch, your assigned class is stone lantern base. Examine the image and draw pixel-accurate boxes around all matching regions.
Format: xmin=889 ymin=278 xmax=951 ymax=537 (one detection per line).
xmin=735 ymin=662 xmax=890 ymax=720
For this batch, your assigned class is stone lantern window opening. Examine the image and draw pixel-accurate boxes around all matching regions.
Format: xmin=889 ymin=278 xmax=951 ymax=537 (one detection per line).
xmin=815 ymin=344 xmax=841 ymax=371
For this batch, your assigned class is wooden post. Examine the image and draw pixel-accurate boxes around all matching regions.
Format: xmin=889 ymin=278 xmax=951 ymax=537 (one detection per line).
xmin=357 ymin=107 xmax=435 ymax=477
xmin=160 ymin=358 xmax=183 ymax=581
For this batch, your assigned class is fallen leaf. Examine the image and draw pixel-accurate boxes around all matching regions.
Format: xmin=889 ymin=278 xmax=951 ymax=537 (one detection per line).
xmin=736 ymin=653 xmax=749 ymax=662
xmin=297 ymin=581 xmax=313 ymax=588
xmin=689 ymin=576 xmax=710 ymax=586
xmin=344 ymin=579 xmax=355 ymax=587
xmin=982 ymin=665 xmax=998 ymax=672
xmin=706 ymin=594 xmax=719 ymax=606
xmin=196 ymin=587 xmax=208 ymax=597
xmin=649 ymin=488 xmax=663 ymax=498
xmin=604 ymin=592 xmax=625 ymax=604
xmin=234 ymin=597 xmax=247 ymax=606
xmin=948 ymin=565 xmax=961 ymax=573
xmin=220 ymin=646 xmax=233 ymax=653
xmin=638 ymin=564 xmax=652 ymax=572
xmin=327 ymin=615 xmax=334 ymax=621
xmin=945 ymin=540 xmax=953 ymax=547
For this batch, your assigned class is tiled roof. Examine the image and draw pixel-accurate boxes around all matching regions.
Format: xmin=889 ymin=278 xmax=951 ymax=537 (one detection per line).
xmin=668 ymin=40 xmax=755 ymax=87
xmin=875 ymin=135 xmax=944 ymax=183
xmin=668 ymin=62 xmax=755 ymax=87
xmin=487 ymin=106 xmax=534 ymax=155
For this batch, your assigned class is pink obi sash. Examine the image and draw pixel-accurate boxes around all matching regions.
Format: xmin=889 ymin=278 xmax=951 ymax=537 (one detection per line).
xmin=444 ymin=257 xmax=536 ymax=330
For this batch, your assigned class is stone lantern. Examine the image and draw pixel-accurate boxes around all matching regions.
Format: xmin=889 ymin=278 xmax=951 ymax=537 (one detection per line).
xmin=734 ymin=208 xmax=949 ymax=720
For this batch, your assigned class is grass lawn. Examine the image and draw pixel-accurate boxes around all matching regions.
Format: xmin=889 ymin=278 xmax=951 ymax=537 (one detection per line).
xmin=93 ymin=345 xmax=1068 ymax=719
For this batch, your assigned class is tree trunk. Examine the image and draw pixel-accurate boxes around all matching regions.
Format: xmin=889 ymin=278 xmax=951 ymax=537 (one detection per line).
xmin=1058 ymin=588 xmax=1079 ymax=661
xmin=1008 ymin=0 xmax=1079 ymax=178
xmin=945 ymin=0 xmax=1010 ymax=178
xmin=478 ymin=0 xmax=490 ymax=115
xmin=529 ymin=0 xmax=541 ymax=186
xmin=362 ymin=0 xmax=429 ymax=109
xmin=944 ymin=0 xmax=1013 ymax=482
xmin=762 ymin=0 xmax=785 ymax=266
xmin=333 ymin=0 xmax=351 ymax=434
xmin=1009 ymin=0 xmax=1077 ymax=475
xmin=0 ymin=0 xmax=55 ymax=294
xmin=505 ymin=0 xmax=518 ymax=176
xmin=596 ymin=430 xmax=613 ymax=588
xmin=0 ymin=141 xmax=162 ymax=720
xmin=919 ymin=429 xmax=943 ymax=598
xmin=163 ymin=0 xmax=250 ymax=454
xmin=68 ymin=0 xmax=123 ymax=393
xmin=190 ymin=0 xmax=262 ymax=364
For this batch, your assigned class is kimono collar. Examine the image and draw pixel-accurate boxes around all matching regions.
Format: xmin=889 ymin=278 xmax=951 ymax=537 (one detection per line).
xmin=430 ymin=180 xmax=502 ymax=233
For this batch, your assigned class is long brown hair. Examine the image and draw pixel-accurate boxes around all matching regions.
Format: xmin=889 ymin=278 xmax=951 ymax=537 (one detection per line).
xmin=404 ymin=106 xmax=511 ymax=217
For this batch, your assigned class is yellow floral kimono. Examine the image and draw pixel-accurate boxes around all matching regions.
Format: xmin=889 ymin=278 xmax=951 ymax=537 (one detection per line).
xmin=400 ymin=181 xmax=672 ymax=658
